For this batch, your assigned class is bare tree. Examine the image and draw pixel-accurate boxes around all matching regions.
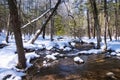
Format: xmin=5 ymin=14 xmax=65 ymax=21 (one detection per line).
xmin=7 ymin=0 xmax=26 ymax=69
xmin=50 ymin=0 xmax=54 ymax=41
xmin=87 ymin=9 xmax=91 ymax=39
xmin=104 ymin=0 xmax=108 ymax=51
xmin=89 ymin=0 xmax=101 ymax=49
xmin=115 ymin=0 xmax=119 ymax=40
xmin=5 ymin=14 xmax=10 ymax=43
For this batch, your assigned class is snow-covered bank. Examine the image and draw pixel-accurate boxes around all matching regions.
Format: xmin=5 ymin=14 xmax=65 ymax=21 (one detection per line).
xmin=0 ymin=33 xmax=120 ymax=79
xmin=0 ymin=46 xmax=39 ymax=79
xmin=81 ymin=37 xmax=120 ymax=51
xmin=0 ymin=33 xmax=40 ymax=79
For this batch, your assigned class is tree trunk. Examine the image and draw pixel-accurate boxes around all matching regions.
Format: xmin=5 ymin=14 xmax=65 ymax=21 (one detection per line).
xmin=87 ymin=9 xmax=91 ymax=39
xmin=90 ymin=0 xmax=101 ymax=49
xmin=93 ymin=20 xmax=96 ymax=38
xmin=119 ymin=0 xmax=120 ymax=10
xmin=104 ymin=0 xmax=108 ymax=50
xmin=89 ymin=14 xmax=94 ymax=38
xmin=7 ymin=0 xmax=26 ymax=69
xmin=6 ymin=14 xmax=10 ymax=43
xmin=50 ymin=16 xmax=54 ymax=41
xmin=42 ymin=1 xmax=49 ymax=39
xmin=50 ymin=0 xmax=54 ymax=41
xmin=115 ymin=0 xmax=118 ymax=40
xmin=42 ymin=26 xmax=46 ymax=39
xmin=108 ymin=28 xmax=112 ymax=41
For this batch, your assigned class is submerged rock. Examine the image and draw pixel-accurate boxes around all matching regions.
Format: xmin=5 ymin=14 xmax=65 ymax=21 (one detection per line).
xmin=105 ymin=72 xmax=117 ymax=80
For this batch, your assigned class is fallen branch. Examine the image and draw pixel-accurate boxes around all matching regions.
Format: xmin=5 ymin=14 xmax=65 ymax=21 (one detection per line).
xmin=21 ymin=8 xmax=53 ymax=29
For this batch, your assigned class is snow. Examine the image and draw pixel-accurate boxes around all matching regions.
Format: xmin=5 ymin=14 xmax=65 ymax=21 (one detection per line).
xmin=45 ymin=41 xmax=57 ymax=50
xmin=0 ymin=32 xmax=6 ymax=44
xmin=70 ymin=42 xmax=76 ymax=47
xmin=0 ymin=69 xmax=25 ymax=80
xmin=0 ymin=33 xmax=40 ymax=79
xmin=52 ymin=52 xmax=59 ymax=56
xmin=81 ymin=37 xmax=120 ymax=54
xmin=82 ymin=37 xmax=97 ymax=44
xmin=45 ymin=54 xmax=57 ymax=60
xmin=1 ymin=32 xmax=120 ymax=79
xmin=0 ymin=46 xmax=39 ymax=80
xmin=0 ymin=45 xmax=17 ymax=69
xmin=25 ymin=52 xmax=40 ymax=67
xmin=107 ymin=41 xmax=120 ymax=51
xmin=76 ymin=49 xmax=102 ymax=55
xmin=43 ymin=60 xmax=51 ymax=67
xmin=63 ymin=47 xmax=72 ymax=51
xmin=116 ymin=53 xmax=120 ymax=56
xmin=73 ymin=56 xmax=84 ymax=63
xmin=111 ymin=52 xmax=117 ymax=56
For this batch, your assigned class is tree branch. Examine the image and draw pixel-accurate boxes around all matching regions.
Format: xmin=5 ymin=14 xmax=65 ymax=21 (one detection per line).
xmin=21 ymin=8 xmax=53 ymax=29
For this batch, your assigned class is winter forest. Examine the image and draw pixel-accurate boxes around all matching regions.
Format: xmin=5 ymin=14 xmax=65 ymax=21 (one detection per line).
xmin=0 ymin=0 xmax=120 ymax=80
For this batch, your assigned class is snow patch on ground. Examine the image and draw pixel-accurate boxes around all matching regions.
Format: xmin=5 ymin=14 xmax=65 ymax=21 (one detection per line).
xmin=76 ymin=49 xmax=102 ymax=55
xmin=45 ymin=54 xmax=57 ymax=60
xmin=25 ymin=52 xmax=40 ymax=67
xmin=0 ymin=32 xmax=6 ymax=44
xmin=0 ymin=34 xmax=40 ymax=79
xmin=1 ymin=33 xmax=120 ymax=79
xmin=0 ymin=69 xmax=25 ymax=80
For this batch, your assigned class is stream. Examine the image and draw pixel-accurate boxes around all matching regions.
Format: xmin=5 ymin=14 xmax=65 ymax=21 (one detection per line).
xmin=24 ymin=49 xmax=120 ymax=80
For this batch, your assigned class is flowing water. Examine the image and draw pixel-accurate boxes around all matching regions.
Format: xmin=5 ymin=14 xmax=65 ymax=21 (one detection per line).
xmin=24 ymin=50 xmax=120 ymax=80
